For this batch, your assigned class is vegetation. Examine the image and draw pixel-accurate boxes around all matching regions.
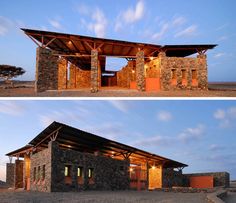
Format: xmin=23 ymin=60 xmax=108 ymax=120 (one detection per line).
xmin=0 ymin=65 xmax=25 ymax=84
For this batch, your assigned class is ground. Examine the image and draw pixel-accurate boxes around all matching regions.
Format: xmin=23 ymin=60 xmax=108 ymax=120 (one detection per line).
xmin=223 ymin=181 xmax=236 ymax=203
xmin=0 ymin=82 xmax=236 ymax=97
xmin=0 ymin=189 xmax=209 ymax=203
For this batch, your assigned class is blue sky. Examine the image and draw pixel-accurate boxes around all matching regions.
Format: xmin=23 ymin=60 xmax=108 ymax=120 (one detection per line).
xmin=0 ymin=100 xmax=236 ymax=181
xmin=0 ymin=0 xmax=236 ymax=81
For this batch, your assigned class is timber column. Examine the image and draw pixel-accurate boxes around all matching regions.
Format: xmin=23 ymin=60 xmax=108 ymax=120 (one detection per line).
xmin=35 ymin=47 xmax=59 ymax=92
xmin=136 ymin=49 xmax=145 ymax=91
xmin=91 ymin=49 xmax=99 ymax=92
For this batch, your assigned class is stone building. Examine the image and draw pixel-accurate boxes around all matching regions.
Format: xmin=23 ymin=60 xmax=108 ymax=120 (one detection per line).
xmin=6 ymin=122 xmax=229 ymax=192
xmin=22 ymin=28 xmax=216 ymax=93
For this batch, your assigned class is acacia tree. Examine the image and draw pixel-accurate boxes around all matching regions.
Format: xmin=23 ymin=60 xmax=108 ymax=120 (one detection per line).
xmin=0 ymin=65 xmax=25 ymax=83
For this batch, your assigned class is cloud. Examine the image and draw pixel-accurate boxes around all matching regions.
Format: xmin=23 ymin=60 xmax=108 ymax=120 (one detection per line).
xmin=87 ymin=8 xmax=107 ymax=37
xmin=172 ymin=16 xmax=186 ymax=27
xmin=209 ymin=144 xmax=225 ymax=151
xmin=213 ymin=107 xmax=236 ymax=128
xmin=108 ymin=100 xmax=131 ymax=113
xmin=214 ymin=109 xmax=225 ymax=119
xmin=76 ymin=3 xmax=90 ymax=15
xmin=87 ymin=122 xmax=125 ymax=140
xmin=217 ymin=36 xmax=228 ymax=42
xmin=39 ymin=107 xmax=89 ymax=127
xmin=0 ymin=16 xmax=14 ymax=36
xmin=178 ymin=124 xmax=205 ymax=142
xmin=216 ymin=23 xmax=229 ymax=31
xmin=133 ymin=135 xmax=172 ymax=147
xmin=152 ymin=23 xmax=169 ymax=41
xmin=123 ymin=0 xmax=145 ymax=23
xmin=174 ymin=25 xmax=198 ymax=38
xmin=214 ymin=53 xmax=226 ymax=58
xmin=0 ymin=101 xmax=25 ymax=116
xmin=0 ymin=16 xmax=24 ymax=36
xmin=157 ymin=110 xmax=172 ymax=122
xmin=49 ymin=19 xmax=62 ymax=30
xmin=115 ymin=0 xmax=145 ymax=31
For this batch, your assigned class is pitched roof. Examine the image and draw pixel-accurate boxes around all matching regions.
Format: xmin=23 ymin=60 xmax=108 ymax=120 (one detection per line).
xmin=6 ymin=121 xmax=187 ymax=168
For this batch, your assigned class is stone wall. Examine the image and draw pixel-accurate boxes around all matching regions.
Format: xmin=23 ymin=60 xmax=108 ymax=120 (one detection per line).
xmin=15 ymin=160 xmax=24 ymax=189
xmin=6 ymin=163 xmax=15 ymax=187
xmin=30 ymin=141 xmax=129 ymax=192
xmin=30 ymin=146 xmax=52 ymax=192
xmin=50 ymin=142 xmax=130 ymax=192
xmin=159 ymin=53 xmax=208 ymax=90
xmin=76 ymin=68 xmax=91 ymax=88
xmin=69 ymin=63 xmax=76 ymax=89
xmin=58 ymin=57 xmax=67 ymax=90
xmin=117 ymin=61 xmax=135 ymax=88
xmin=35 ymin=47 xmax=59 ymax=92
xmin=162 ymin=168 xmax=185 ymax=188
xmin=117 ymin=65 xmax=131 ymax=88
xmin=184 ymin=172 xmax=230 ymax=188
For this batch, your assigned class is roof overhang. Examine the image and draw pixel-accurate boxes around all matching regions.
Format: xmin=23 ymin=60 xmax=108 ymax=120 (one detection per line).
xmin=21 ymin=28 xmax=217 ymax=71
xmin=6 ymin=121 xmax=188 ymax=168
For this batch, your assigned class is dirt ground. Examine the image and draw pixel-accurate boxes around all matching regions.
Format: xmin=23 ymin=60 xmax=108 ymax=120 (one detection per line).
xmin=1 ymin=86 xmax=236 ymax=97
xmin=0 ymin=189 xmax=209 ymax=203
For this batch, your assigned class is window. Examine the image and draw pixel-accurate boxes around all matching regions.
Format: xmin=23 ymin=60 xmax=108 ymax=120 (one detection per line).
xmin=77 ymin=167 xmax=83 ymax=177
xmin=88 ymin=168 xmax=94 ymax=178
xmin=33 ymin=167 xmax=36 ymax=181
xmin=42 ymin=165 xmax=45 ymax=180
xmin=64 ymin=165 xmax=71 ymax=177
xmin=37 ymin=166 xmax=40 ymax=181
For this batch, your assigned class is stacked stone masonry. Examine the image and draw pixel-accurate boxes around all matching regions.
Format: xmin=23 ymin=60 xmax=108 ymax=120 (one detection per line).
xmin=6 ymin=163 xmax=15 ymax=187
xmin=30 ymin=141 xmax=130 ymax=192
xmin=91 ymin=50 xmax=99 ymax=92
xmin=136 ymin=50 xmax=145 ymax=91
xmin=75 ymin=68 xmax=91 ymax=88
xmin=159 ymin=53 xmax=208 ymax=90
xmin=58 ymin=57 xmax=68 ymax=90
xmin=35 ymin=47 xmax=59 ymax=92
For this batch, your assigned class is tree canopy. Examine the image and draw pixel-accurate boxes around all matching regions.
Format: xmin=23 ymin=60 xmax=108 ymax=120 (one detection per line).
xmin=0 ymin=65 xmax=25 ymax=81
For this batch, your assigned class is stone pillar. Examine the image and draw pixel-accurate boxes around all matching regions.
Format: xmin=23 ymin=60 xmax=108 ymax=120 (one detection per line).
xmin=58 ymin=57 xmax=68 ymax=90
xmin=6 ymin=163 xmax=15 ymax=187
xmin=159 ymin=51 xmax=170 ymax=90
xmin=14 ymin=159 xmax=24 ymax=189
xmin=136 ymin=50 xmax=145 ymax=91
xmin=69 ymin=63 xmax=77 ymax=89
xmin=91 ymin=49 xmax=99 ymax=92
xmin=49 ymin=141 xmax=61 ymax=192
xmin=197 ymin=54 xmax=208 ymax=90
xmin=35 ymin=47 xmax=59 ymax=92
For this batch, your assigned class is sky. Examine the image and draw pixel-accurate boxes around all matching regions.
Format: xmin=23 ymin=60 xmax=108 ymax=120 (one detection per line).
xmin=0 ymin=0 xmax=236 ymax=81
xmin=0 ymin=100 xmax=236 ymax=181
